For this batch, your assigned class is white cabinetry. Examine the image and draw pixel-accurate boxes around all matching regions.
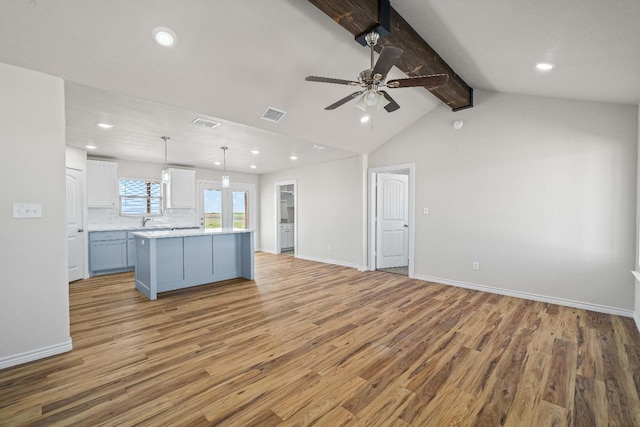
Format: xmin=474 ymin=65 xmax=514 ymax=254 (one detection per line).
xmin=166 ymin=168 xmax=196 ymax=209
xmin=87 ymin=160 xmax=118 ymax=208
xmin=280 ymin=223 xmax=294 ymax=250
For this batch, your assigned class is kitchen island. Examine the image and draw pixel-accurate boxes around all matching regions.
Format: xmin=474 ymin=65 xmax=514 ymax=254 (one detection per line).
xmin=133 ymin=228 xmax=254 ymax=300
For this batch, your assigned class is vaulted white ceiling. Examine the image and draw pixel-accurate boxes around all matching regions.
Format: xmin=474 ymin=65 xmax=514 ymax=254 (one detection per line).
xmin=0 ymin=0 xmax=638 ymax=173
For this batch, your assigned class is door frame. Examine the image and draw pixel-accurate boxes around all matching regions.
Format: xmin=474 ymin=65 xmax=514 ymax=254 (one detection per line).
xmin=368 ymin=163 xmax=415 ymax=276
xmin=66 ymin=166 xmax=88 ymax=281
xmin=275 ymin=179 xmax=297 ymax=255
xmin=196 ymin=179 xmax=256 ymax=230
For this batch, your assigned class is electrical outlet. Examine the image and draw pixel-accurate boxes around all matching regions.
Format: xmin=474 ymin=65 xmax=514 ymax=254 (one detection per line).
xmin=472 ymin=261 xmax=479 ymax=271
xmin=328 ymin=244 xmax=332 ymax=251
xmin=423 ymin=207 xmax=429 ymax=215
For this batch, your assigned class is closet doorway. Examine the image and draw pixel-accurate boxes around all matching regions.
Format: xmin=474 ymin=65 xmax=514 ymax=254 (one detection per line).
xmin=368 ymin=164 xmax=415 ymax=277
xmin=275 ymin=180 xmax=297 ymax=256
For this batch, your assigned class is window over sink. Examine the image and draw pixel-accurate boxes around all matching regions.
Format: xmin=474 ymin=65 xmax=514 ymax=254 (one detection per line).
xmin=119 ymin=178 xmax=162 ymax=216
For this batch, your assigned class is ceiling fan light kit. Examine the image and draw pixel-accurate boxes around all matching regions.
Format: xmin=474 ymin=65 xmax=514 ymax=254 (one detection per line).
xmin=305 ymin=29 xmax=449 ymax=113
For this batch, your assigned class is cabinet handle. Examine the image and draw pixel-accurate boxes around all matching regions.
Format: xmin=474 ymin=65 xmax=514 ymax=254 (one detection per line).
xmin=78 ymin=228 xmax=84 ymax=232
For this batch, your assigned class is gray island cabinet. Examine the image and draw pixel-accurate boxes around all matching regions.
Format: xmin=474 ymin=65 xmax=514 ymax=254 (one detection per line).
xmin=133 ymin=228 xmax=254 ymax=300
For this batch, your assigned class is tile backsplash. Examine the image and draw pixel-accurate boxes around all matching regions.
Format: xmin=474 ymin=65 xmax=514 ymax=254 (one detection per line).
xmin=88 ymin=207 xmax=199 ymax=230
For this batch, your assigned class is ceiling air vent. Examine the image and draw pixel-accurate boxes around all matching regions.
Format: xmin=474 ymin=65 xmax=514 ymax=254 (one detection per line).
xmin=261 ymin=107 xmax=286 ymax=123
xmin=307 ymin=144 xmax=326 ymax=150
xmin=192 ymin=117 xmax=221 ymax=129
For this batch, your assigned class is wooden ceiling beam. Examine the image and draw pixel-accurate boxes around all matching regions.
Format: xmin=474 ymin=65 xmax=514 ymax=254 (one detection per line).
xmin=308 ymin=0 xmax=473 ymax=110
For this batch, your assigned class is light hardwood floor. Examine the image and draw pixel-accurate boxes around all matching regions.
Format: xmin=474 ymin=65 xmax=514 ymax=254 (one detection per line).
xmin=1 ymin=252 xmax=640 ymax=426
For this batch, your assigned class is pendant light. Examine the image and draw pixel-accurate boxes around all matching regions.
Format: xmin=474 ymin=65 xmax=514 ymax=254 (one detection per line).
xmin=161 ymin=136 xmax=171 ymax=184
xmin=221 ymin=146 xmax=230 ymax=188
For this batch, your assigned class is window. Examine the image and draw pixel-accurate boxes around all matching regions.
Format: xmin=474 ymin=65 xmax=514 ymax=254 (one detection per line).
xmin=198 ymin=181 xmax=255 ymax=230
xmin=233 ymin=190 xmax=249 ymax=229
xmin=203 ymin=189 xmax=222 ymax=229
xmin=119 ymin=179 xmax=162 ymax=216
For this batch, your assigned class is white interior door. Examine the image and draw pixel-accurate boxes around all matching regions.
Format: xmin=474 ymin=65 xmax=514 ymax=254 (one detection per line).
xmin=376 ymin=173 xmax=409 ymax=269
xmin=66 ymin=168 xmax=85 ymax=282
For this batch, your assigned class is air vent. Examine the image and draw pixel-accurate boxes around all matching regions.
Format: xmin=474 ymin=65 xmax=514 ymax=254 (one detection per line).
xmin=261 ymin=107 xmax=286 ymax=123
xmin=192 ymin=117 xmax=221 ymax=129
xmin=307 ymin=144 xmax=326 ymax=150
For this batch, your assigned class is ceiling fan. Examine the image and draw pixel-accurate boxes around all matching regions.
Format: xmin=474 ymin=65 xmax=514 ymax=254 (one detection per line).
xmin=305 ymin=31 xmax=449 ymax=113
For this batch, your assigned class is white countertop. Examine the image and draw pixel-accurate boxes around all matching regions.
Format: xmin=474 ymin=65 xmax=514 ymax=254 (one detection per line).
xmin=133 ymin=228 xmax=254 ymax=239
xmin=88 ymin=225 xmax=199 ymax=232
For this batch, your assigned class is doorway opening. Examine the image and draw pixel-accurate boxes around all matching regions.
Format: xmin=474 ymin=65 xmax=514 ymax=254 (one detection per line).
xmin=368 ymin=164 xmax=414 ymax=277
xmin=66 ymin=167 xmax=86 ymax=282
xmin=198 ymin=180 xmax=255 ymax=230
xmin=275 ymin=180 xmax=297 ymax=256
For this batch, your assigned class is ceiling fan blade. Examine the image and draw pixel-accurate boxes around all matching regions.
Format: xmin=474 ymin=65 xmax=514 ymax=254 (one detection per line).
xmin=371 ymin=46 xmax=403 ymax=80
xmin=325 ymin=91 xmax=364 ymax=110
xmin=380 ymin=91 xmax=400 ymax=112
xmin=386 ymin=73 xmax=449 ymax=88
xmin=306 ymin=76 xmax=359 ymax=86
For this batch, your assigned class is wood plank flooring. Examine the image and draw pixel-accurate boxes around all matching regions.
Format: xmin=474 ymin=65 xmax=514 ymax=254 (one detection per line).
xmin=1 ymin=252 xmax=640 ymax=426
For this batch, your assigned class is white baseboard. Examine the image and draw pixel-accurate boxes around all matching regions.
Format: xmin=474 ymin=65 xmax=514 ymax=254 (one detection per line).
xmin=256 ymin=248 xmax=277 ymax=254
xmin=0 ymin=339 xmax=73 ymax=370
xmin=634 ymin=311 xmax=640 ymax=332
xmin=414 ymin=274 xmax=634 ymax=318
xmin=295 ymin=254 xmax=359 ymax=270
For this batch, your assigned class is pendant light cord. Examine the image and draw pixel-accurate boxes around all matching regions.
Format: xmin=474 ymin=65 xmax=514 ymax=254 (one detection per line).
xmin=222 ymin=146 xmax=228 ymax=171
xmin=161 ymin=136 xmax=170 ymax=165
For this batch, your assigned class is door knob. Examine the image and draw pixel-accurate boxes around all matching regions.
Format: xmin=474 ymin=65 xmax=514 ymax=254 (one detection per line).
xmin=78 ymin=228 xmax=84 ymax=232
xmin=403 ymin=224 xmax=409 ymax=228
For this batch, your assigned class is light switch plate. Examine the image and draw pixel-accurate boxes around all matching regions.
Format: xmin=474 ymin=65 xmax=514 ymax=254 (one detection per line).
xmin=12 ymin=203 xmax=42 ymax=218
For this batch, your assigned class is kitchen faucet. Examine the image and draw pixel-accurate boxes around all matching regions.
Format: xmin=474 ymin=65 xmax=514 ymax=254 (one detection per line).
xmin=142 ymin=217 xmax=152 ymax=227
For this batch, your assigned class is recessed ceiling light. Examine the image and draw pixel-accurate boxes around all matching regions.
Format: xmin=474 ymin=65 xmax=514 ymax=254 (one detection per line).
xmin=152 ymin=27 xmax=177 ymax=47
xmin=536 ymin=62 xmax=555 ymax=71
xmin=214 ymin=161 xmax=221 ymax=166
xmin=96 ymin=122 xmax=114 ymax=129
xmin=250 ymin=150 xmax=260 ymax=155
xmin=290 ymin=156 xmax=298 ymax=160
xmin=85 ymin=145 xmax=97 ymax=150
xmin=360 ymin=115 xmax=370 ymax=123
xmin=250 ymin=165 xmax=257 ymax=169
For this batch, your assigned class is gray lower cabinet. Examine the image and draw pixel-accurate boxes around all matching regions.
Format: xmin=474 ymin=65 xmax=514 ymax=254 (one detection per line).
xmin=89 ymin=231 xmax=128 ymax=275
xmin=90 ymin=228 xmax=196 ymax=276
xmin=127 ymin=232 xmax=136 ymax=267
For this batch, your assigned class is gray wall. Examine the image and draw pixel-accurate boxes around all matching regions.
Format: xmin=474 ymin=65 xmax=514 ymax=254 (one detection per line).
xmin=259 ymin=156 xmax=363 ymax=268
xmin=370 ymin=90 xmax=638 ymax=313
xmin=0 ymin=63 xmax=71 ymax=366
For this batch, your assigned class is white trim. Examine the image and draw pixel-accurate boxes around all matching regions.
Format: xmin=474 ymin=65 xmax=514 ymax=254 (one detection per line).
xmin=196 ymin=179 xmax=256 ymax=230
xmin=296 ymin=254 xmax=359 ymax=270
xmin=635 ymin=311 xmax=640 ymax=332
xmin=275 ymin=180 xmax=297 ymax=256
xmin=368 ymin=163 xmax=415 ymax=276
xmin=414 ymin=274 xmax=634 ymax=318
xmin=0 ymin=339 xmax=72 ymax=370
xmin=257 ymin=248 xmax=277 ymax=255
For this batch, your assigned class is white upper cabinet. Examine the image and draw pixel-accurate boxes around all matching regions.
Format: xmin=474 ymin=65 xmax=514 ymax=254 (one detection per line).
xmin=166 ymin=168 xmax=196 ymax=209
xmin=87 ymin=160 xmax=118 ymax=208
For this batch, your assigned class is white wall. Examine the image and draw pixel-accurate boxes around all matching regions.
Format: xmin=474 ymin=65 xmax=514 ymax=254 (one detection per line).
xmin=66 ymin=146 xmax=87 ymax=170
xmin=635 ymin=104 xmax=640 ymax=327
xmin=259 ymin=157 xmax=363 ymax=268
xmin=0 ymin=63 xmax=71 ymax=367
xmin=370 ymin=90 xmax=638 ymax=314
